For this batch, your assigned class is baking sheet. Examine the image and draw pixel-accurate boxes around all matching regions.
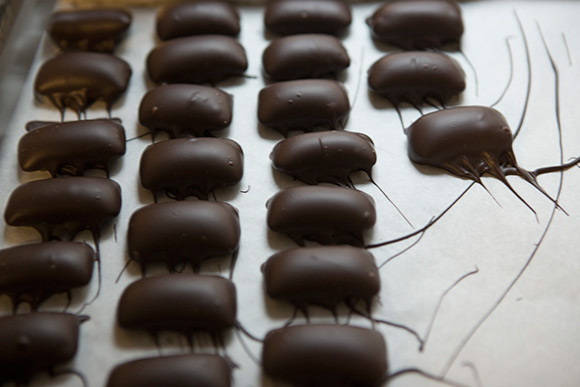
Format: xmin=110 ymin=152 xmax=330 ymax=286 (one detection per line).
xmin=1 ymin=2 xmax=580 ymax=386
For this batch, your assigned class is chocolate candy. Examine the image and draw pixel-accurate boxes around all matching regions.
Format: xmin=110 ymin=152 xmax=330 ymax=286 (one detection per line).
xmin=262 ymin=34 xmax=350 ymax=81
xmin=265 ymin=0 xmax=352 ymax=36
xmin=262 ymin=324 xmax=387 ymax=386
xmin=4 ymin=177 xmax=122 ymax=241
xmin=366 ymin=0 xmax=464 ymax=50
xmin=140 ymin=138 xmax=243 ymax=200
xmin=262 ymin=245 xmax=380 ymax=310
xmin=127 ymin=201 xmax=240 ymax=272
xmin=117 ymin=274 xmax=237 ymax=334
xmin=270 ymin=131 xmax=376 ymax=185
xmin=266 ymin=186 xmax=375 ymax=246
xmin=147 ymin=36 xmax=248 ymax=85
xmin=107 ymin=354 xmax=232 ymax=387
xmin=18 ymin=119 xmax=126 ymax=177
xmin=34 ymin=52 xmax=132 ymax=116
xmin=47 ymin=8 xmax=132 ymax=52
xmin=0 ymin=242 xmax=94 ymax=310
xmin=368 ymin=51 xmax=465 ymax=106
xmin=258 ymin=79 xmax=350 ymax=136
xmin=156 ymin=1 xmax=240 ymax=40
xmin=0 ymin=313 xmax=83 ymax=384
xmin=138 ymin=84 xmax=233 ymax=138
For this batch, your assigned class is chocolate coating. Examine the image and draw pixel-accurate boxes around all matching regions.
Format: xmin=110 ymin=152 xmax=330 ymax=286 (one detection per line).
xmin=117 ymin=274 xmax=237 ymax=334
xmin=0 ymin=313 xmax=82 ymax=383
xmin=0 ymin=242 xmax=94 ymax=310
xmin=262 ymin=245 xmax=380 ymax=310
xmin=146 ymin=36 xmax=247 ymax=85
xmin=368 ymin=51 xmax=465 ymax=106
xmin=266 ymin=186 xmax=376 ymax=246
xmin=34 ymin=52 xmax=131 ymax=115
xmin=258 ymin=79 xmax=350 ymax=136
xmin=127 ymin=201 xmax=240 ymax=272
xmin=138 ymin=84 xmax=233 ymax=138
xmin=367 ymin=0 xmax=463 ymax=50
xmin=262 ymin=324 xmax=387 ymax=386
xmin=157 ymin=1 xmax=240 ymax=40
xmin=4 ymin=177 xmax=122 ymax=241
xmin=270 ymin=131 xmax=376 ymax=185
xmin=265 ymin=0 xmax=352 ymax=36
xmin=107 ymin=354 xmax=232 ymax=387
xmin=140 ymin=138 xmax=243 ymax=200
xmin=48 ymin=8 xmax=132 ymax=52
xmin=263 ymin=34 xmax=350 ymax=81
xmin=18 ymin=119 xmax=126 ymax=177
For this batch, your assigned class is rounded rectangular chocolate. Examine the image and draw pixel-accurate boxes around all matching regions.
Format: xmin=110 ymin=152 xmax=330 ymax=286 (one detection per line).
xmin=18 ymin=119 xmax=126 ymax=177
xmin=117 ymin=274 xmax=237 ymax=334
xmin=138 ymin=84 xmax=233 ymax=138
xmin=156 ymin=1 xmax=240 ymax=40
xmin=107 ymin=354 xmax=232 ymax=387
xmin=140 ymin=137 xmax=243 ymax=200
xmin=146 ymin=35 xmax=247 ymax=85
xmin=265 ymin=0 xmax=352 ymax=36
xmin=48 ymin=8 xmax=132 ymax=52
xmin=262 ymin=324 xmax=387 ymax=386
xmin=258 ymin=79 xmax=350 ymax=136
xmin=266 ymin=185 xmax=376 ymax=246
xmin=262 ymin=34 xmax=350 ymax=81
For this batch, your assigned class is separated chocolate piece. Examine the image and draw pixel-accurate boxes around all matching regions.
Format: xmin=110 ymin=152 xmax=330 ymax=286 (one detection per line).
xmin=262 ymin=324 xmax=387 ymax=386
xmin=0 ymin=313 xmax=83 ymax=384
xmin=263 ymin=34 xmax=350 ymax=81
xmin=270 ymin=131 xmax=376 ymax=185
xmin=0 ymin=242 xmax=94 ymax=310
xmin=157 ymin=1 xmax=240 ymax=40
xmin=147 ymin=36 xmax=247 ymax=85
xmin=367 ymin=0 xmax=463 ymax=50
xmin=265 ymin=0 xmax=352 ymax=36
xmin=138 ymin=84 xmax=233 ymax=138
xmin=140 ymin=138 xmax=243 ymax=200
xmin=18 ymin=119 xmax=126 ymax=177
xmin=368 ymin=51 xmax=465 ymax=106
xmin=267 ymin=186 xmax=375 ymax=246
xmin=117 ymin=274 xmax=237 ymax=335
xmin=107 ymin=354 xmax=232 ymax=387
xmin=48 ymin=8 xmax=132 ymax=52
xmin=34 ymin=52 xmax=132 ymax=116
xmin=127 ymin=201 xmax=240 ymax=273
xmin=258 ymin=79 xmax=350 ymax=136
xmin=4 ymin=177 xmax=122 ymax=241
xmin=262 ymin=245 xmax=380 ymax=310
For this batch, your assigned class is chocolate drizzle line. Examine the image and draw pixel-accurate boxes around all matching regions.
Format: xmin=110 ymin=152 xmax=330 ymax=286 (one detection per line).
xmin=512 ymin=11 xmax=532 ymax=140
xmin=490 ymin=36 xmax=515 ymax=108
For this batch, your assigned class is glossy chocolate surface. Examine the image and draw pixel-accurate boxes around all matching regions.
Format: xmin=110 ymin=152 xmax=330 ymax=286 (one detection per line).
xmin=266 ymin=186 xmax=376 ymax=246
xmin=270 ymin=131 xmax=376 ymax=184
xmin=263 ymin=34 xmax=350 ymax=81
xmin=34 ymin=52 xmax=131 ymax=115
xmin=4 ymin=177 xmax=122 ymax=241
xmin=107 ymin=354 xmax=232 ymax=387
xmin=367 ymin=0 xmax=463 ymax=49
xmin=147 ymin=36 xmax=247 ymax=85
xmin=265 ymin=0 xmax=352 ymax=36
xmin=262 ymin=245 xmax=380 ymax=309
xmin=157 ymin=1 xmax=240 ymax=40
xmin=138 ymin=84 xmax=233 ymax=138
xmin=368 ymin=51 xmax=465 ymax=106
xmin=258 ymin=79 xmax=350 ymax=136
xmin=140 ymin=138 xmax=243 ymax=200
xmin=117 ymin=274 xmax=237 ymax=334
xmin=48 ymin=8 xmax=132 ymax=52
xmin=127 ymin=201 xmax=240 ymax=271
xmin=262 ymin=324 xmax=387 ymax=386
xmin=18 ymin=119 xmax=126 ymax=177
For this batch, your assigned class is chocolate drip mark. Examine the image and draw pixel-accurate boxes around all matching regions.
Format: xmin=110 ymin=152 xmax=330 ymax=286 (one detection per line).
xmin=457 ymin=48 xmax=479 ymax=97
xmin=512 ymin=11 xmax=532 ymax=140
xmin=386 ymin=368 xmax=468 ymax=387
xmin=562 ymin=33 xmax=572 ymax=65
xmin=462 ymin=361 xmax=484 ymax=387
xmin=490 ymin=36 xmax=515 ymax=108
